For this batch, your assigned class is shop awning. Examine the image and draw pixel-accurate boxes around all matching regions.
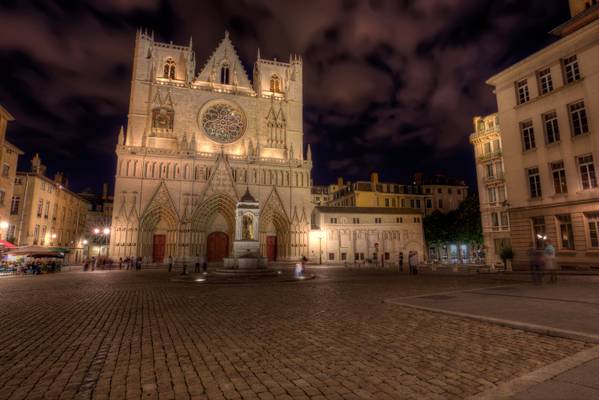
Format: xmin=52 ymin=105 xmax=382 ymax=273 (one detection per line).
xmin=0 ymin=240 xmax=17 ymax=249
xmin=6 ymin=245 xmax=65 ymax=258
xmin=48 ymin=247 xmax=71 ymax=254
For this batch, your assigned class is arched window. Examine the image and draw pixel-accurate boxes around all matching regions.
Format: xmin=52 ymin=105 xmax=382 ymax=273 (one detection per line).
xmin=163 ymin=58 xmax=176 ymax=79
xmin=220 ymin=63 xmax=230 ymax=84
xmin=270 ymin=75 xmax=281 ymax=93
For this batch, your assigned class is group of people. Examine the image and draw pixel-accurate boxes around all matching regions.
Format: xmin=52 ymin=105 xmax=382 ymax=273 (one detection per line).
xmin=530 ymin=240 xmax=558 ymax=284
xmin=0 ymin=259 xmax=62 ymax=275
xmin=83 ymin=256 xmax=143 ymax=271
xmin=166 ymin=255 xmax=208 ymax=275
xmin=398 ymin=251 xmax=419 ymax=275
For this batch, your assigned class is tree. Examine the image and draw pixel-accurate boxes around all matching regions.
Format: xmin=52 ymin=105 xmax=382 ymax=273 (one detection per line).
xmin=423 ymin=194 xmax=483 ymax=250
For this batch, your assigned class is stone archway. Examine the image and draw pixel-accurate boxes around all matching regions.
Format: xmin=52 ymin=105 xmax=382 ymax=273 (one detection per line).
xmin=139 ymin=203 xmax=179 ymax=262
xmin=206 ymin=232 xmax=229 ymax=262
xmin=189 ymin=194 xmax=236 ymax=259
xmin=259 ymin=193 xmax=291 ymax=261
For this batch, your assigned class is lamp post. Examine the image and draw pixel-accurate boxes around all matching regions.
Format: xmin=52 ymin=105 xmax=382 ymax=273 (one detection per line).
xmin=93 ymin=227 xmax=111 ymax=257
xmin=318 ymin=231 xmax=324 ymax=265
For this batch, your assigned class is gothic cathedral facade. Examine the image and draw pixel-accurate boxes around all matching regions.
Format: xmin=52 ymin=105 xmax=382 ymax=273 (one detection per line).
xmin=109 ymin=30 xmax=312 ymax=263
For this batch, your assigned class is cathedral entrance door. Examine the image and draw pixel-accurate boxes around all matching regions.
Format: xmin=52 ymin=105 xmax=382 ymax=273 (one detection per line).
xmin=266 ymin=236 xmax=277 ymax=262
xmin=152 ymin=234 xmax=166 ymax=263
xmin=207 ymin=232 xmax=229 ymax=262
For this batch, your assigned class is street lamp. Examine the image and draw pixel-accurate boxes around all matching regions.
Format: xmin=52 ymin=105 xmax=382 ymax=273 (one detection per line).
xmin=318 ymin=230 xmax=325 ymax=265
xmin=83 ymin=240 xmax=88 ymax=245
xmin=93 ymin=227 xmax=111 ymax=257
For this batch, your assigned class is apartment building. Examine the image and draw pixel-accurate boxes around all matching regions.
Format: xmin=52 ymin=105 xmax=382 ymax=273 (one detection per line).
xmin=8 ymin=154 xmax=89 ymax=263
xmin=486 ymin=0 xmax=599 ymax=269
xmin=470 ymin=114 xmax=511 ymax=265
xmin=0 ymin=105 xmax=23 ymax=237
xmin=325 ymin=172 xmax=467 ymax=215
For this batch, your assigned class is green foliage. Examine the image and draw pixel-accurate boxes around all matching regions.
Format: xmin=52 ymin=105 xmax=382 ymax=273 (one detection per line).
xmin=423 ymin=195 xmax=483 ymax=245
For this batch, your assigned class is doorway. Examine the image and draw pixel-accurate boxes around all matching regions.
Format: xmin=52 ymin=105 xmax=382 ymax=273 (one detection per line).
xmin=266 ymin=236 xmax=277 ymax=262
xmin=152 ymin=234 xmax=166 ymax=263
xmin=207 ymin=232 xmax=229 ymax=262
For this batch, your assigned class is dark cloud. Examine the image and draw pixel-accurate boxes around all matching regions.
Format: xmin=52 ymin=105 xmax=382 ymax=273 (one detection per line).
xmin=0 ymin=0 xmax=571 ymax=191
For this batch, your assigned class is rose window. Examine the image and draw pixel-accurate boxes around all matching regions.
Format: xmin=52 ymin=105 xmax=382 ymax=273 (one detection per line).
xmin=199 ymin=102 xmax=246 ymax=144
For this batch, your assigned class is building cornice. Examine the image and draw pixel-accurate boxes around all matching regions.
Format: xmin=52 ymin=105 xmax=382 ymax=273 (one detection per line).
xmin=486 ymin=18 xmax=599 ymax=87
xmin=3 ymin=140 xmax=24 ymax=155
xmin=16 ymin=172 xmax=91 ymax=205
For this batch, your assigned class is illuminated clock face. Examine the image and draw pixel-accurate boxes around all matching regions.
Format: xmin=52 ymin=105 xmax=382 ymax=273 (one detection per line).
xmin=199 ymin=102 xmax=246 ymax=144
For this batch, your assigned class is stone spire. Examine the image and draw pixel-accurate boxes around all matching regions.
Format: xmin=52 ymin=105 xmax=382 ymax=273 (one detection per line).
xmin=118 ymin=125 xmax=125 ymax=145
xmin=307 ymin=144 xmax=312 ymax=161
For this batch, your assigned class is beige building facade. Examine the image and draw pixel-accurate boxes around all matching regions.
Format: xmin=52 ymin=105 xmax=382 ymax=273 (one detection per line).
xmin=325 ymin=173 xmax=467 ymax=215
xmin=8 ymin=155 xmax=89 ymax=263
xmin=310 ymin=206 xmax=425 ymax=266
xmin=110 ymin=30 xmax=312 ymax=263
xmin=486 ymin=2 xmax=599 ymax=269
xmin=470 ymin=114 xmax=511 ymax=265
xmin=0 ymin=105 xmax=23 ymax=237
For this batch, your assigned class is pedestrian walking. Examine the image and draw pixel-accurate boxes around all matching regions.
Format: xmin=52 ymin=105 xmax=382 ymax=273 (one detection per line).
xmin=399 ymin=252 xmax=404 ymax=273
xmin=544 ymin=240 xmax=557 ymax=283
xmin=168 ymin=255 xmax=174 ymax=273
xmin=194 ymin=254 xmax=200 ymax=273
xmin=136 ymin=257 xmax=142 ymax=271
xmin=408 ymin=251 xmax=418 ymax=275
xmin=118 ymin=257 xmax=123 ymax=270
xmin=529 ymin=244 xmax=544 ymax=285
xmin=201 ymin=254 xmax=207 ymax=274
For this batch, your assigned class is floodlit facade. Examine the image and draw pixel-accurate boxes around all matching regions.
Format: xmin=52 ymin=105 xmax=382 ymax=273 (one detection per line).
xmin=8 ymin=155 xmax=89 ymax=263
xmin=0 ymin=105 xmax=23 ymax=237
xmin=78 ymin=183 xmax=114 ymax=258
xmin=309 ymin=206 xmax=425 ymax=266
xmin=325 ymin=173 xmax=467 ymax=215
xmin=110 ymin=30 xmax=312 ymax=263
xmin=470 ymin=114 xmax=511 ymax=265
xmin=486 ymin=1 xmax=599 ymax=269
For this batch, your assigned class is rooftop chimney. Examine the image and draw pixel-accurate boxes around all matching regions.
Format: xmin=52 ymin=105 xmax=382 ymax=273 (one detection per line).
xmin=102 ymin=183 xmax=109 ymax=200
xmin=370 ymin=172 xmax=379 ymax=186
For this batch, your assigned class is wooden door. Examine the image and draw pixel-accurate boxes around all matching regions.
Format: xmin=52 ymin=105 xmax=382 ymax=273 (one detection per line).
xmin=153 ymin=234 xmax=166 ymax=263
xmin=207 ymin=232 xmax=229 ymax=262
xmin=266 ymin=236 xmax=277 ymax=262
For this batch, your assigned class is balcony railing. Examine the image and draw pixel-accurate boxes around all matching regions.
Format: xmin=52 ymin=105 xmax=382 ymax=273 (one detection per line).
xmin=483 ymin=172 xmax=505 ymax=183
xmin=478 ymin=149 xmax=502 ymax=162
xmin=484 ymin=225 xmax=510 ymax=232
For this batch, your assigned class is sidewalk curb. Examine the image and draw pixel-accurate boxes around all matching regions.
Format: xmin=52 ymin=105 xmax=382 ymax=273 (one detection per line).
xmin=466 ymin=345 xmax=599 ymax=400
xmin=384 ymin=298 xmax=599 ymax=399
xmin=384 ymin=299 xmax=599 ymax=344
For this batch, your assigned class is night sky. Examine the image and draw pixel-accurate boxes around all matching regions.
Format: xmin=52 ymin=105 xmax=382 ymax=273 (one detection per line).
xmin=0 ymin=0 xmax=571 ymax=193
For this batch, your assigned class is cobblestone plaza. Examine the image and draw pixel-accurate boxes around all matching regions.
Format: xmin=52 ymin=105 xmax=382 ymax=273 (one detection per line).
xmin=0 ymin=270 xmax=590 ymax=399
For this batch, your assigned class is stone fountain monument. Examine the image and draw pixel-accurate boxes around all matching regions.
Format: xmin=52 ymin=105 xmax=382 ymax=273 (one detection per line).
xmin=217 ymin=188 xmax=273 ymax=275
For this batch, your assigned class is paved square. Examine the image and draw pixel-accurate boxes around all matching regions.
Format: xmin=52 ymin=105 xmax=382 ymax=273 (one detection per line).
xmin=0 ymin=270 xmax=590 ymax=399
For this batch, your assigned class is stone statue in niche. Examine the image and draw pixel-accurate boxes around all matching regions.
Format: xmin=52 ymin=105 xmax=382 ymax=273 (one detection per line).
xmin=152 ymin=107 xmax=174 ymax=131
xmin=242 ymin=214 xmax=254 ymax=240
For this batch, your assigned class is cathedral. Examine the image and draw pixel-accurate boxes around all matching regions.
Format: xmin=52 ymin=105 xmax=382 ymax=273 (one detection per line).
xmin=109 ymin=30 xmax=312 ymax=263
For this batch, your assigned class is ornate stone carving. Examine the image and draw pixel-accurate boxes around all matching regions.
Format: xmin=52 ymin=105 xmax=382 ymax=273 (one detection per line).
xmin=199 ymin=101 xmax=246 ymax=144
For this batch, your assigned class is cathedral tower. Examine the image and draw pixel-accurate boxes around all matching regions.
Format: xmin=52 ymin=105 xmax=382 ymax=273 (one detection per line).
xmin=110 ymin=31 xmax=313 ymax=264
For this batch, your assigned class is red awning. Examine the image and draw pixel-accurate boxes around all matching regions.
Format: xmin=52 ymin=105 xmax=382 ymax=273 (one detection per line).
xmin=0 ymin=240 xmax=16 ymax=249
